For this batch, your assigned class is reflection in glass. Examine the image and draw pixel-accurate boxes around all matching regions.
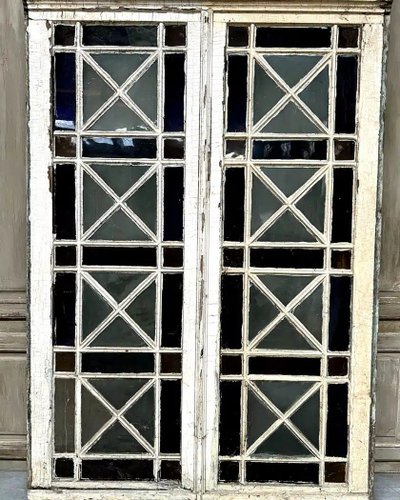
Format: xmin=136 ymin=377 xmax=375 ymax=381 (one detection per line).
xmin=334 ymin=140 xmax=355 ymax=161
xmin=55 ymin=136 xmax=77 ymax=157
xmin=91 ymin=99 xmax=151 ymax=132
xmin=55 ymin=53 xmax=76 ymax=130
xmin=225 ymin=139 xmax=246 ymax=159
xmin=82 ymin=137 xmax=157 ymax=158
xmin=83 ymin=62 xmax=113 ymax=123
xmin=253 ymin=140 xmax=327 ymax=160
xmin=265 ymin=55 xmax=321 ymax=87
xmin=164 ymin=138 xmax=185 ymax=159
xmin=92 ymin=53 xmax=147 ymax=86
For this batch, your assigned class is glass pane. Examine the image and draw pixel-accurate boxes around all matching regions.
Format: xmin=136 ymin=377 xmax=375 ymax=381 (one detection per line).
xmin=325 ymin=462 xmax=347 ymax=483
xmin=81 ymin=280 xmax=113 ymax=339
xmin=82 ymin=353 xmax=155 ymax=373
xmin=126 ymin=174 xmax=157 ymax=234
xmin=225 ymin=139 xmax=246 ymax=159
xmin=163 ymin=167 xmax=184 ymax=242
xmin=54 ymin=25 xmax=75 ymax=46
xmin=128 ymin=61 xmax=158 ymax=124
xmin=227 ymin=55 xmax=248 ymax=132
xmin=335 ymin=56 xmax=358 ymax=134
xmin=223 ymin=248 xmax=244 ymax=268
xmin=228 ymin=26 xmax=249 ymax=47
xmin=221 ymin=355 xmax=242 ymax=375
xmin=251 ymin=175 xmax=281 ymax=235
xmin=259 ymin=274 xmax=314 ymax=305
xmin=83 ymin=62 xmax=114 ymax=123
xmin=164 ymin=54 xmax=185 ymax=132
xmin=82 ymin=137 xmax=157 ymax=158
xmin=219 ymin=461 xmax=240 ymax=482
xmin=261 ymin=101 xmax=320 ymax=134
xmin=296 ymin=178 xmax=326 ymax=233
xmin=83 ymin=25 xmax=158 ymax=46
xmin=338 ymin=27 xmax=359 ymax=48
xmin=331 ymin=250 xmax=352 ymax=269
xmin=253 ymin=140 xmax=328 ymax=160
xmin=160 ymin=461 xmax=181 ymax=481
xmin=249 ymin=357 xmax=320 ymax=376
xmin=257 ymin=318 xmax=313 ymax=350
xmin=124 ymin=385 xmax=155 ymax=444
xmin=161 ymin=274 xmax=183 ymax=347
xmin=89 ymin=164 xmax=149 ymax=197
xmin=246 ymin=462 xmax=319 ymax=484
xmin=256 ymin=27 xmax=331 ymax=48
xmin=163 ymin=247 xmax=184 ymax=268
xmin=331 ymin=168 xmax=353 ymax=243
xmin=82 ymin=172 xmax=113 ymax=232
xmin=55 ymin=246 xmax=76 ymax=266
xmin=253 ymin=61 xmax=284 ymax=125
xmin=299 ymin=66 xmax=329 ymax=126
xmin=54 ymin=458 xmax=74 ymax=478
xmin=55 ymin=136 xmax=77 ymax=157
xmin=92 ymin=53 xmax=148 ymax=86
xmin=259 ymin=211 xmax=315 ymax=243
xmin=329 ymin=277 xmax=352 ymax=351
xmin=91 ymin=317 xmax=147 ymax=348
xmin=54 ymin=378 xmax=75 ymax=452
xmin=55 ymin=352 xmax=75 ymax=372
xmin=165 ymin=25 xmax=186 ymax=47
xmin=224 ymin=167 xmax=245 ymax=242
xmin=334 ymin=140 xmax=355 ymax=161
xmin=265 ymin=55 xmax=322 ymax=87
xmin=219 ymin=382 xmax=241 ymax=456
xmin=262 ymin=167 xmax=317 ymax=197
xmin=160 ymin=380 xmax=181 ymax=453
xmin=250 ymin=249 xmax=324 ymax=269
xmin=90 ymin=99 xmax=151 ymax=132
xmin=90 ymin=270 xmax=148 ymax=307
xmin=248 ymin=282 xmax=278 ymax=341
xmin=164 ymin=138 xmax=185 ymax=159
xmin=221 ymin=275 xmax=243 ymax=349
xmin=53 ymin=273 xmax=75 ymax=346
xmin=82 ymin=246 xmax=157 ymax=267
xmin=255 ymin=424 xmax=312 ymax=456
xmin=290 ymin=391 xmax=320 ymax=448
xmin=53 ymin=164 xmax=76 ymax=239
xmin=247 ymin=389 xmax=276 ymax=448
xmin=54 ymin=53 xmax=76 ymax=130
xmin=294 ymin=285 xmax=323 ymax=342
xmin=326 ymin=384 xmax=348 ymax=457
xmin=125 ymin=281 xmax=156 ymax=339
xmin=81 ymin=459 xmax=153 ymax=481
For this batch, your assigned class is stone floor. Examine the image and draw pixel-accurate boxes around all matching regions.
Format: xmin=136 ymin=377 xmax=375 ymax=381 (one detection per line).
xmin=0 ymin=471 xmax=399 ymax=499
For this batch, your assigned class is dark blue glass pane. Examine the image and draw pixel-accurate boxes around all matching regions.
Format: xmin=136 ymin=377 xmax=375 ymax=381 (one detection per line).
xmin=83 ymin=25 xmax=158 ymax=46
xmin=253 ymin=140 xmax=328 ymax=160
xmin=82 ymin=137 xmax=157 ymax=158
xmin=164 ymin=54 xmax=185 ymax=132
xmin=55 ymin=53 xmax=76 ymax=131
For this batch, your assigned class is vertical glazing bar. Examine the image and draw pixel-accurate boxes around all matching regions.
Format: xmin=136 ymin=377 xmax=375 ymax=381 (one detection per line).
xmin=204 ymin=20 xmax=226 ymax=491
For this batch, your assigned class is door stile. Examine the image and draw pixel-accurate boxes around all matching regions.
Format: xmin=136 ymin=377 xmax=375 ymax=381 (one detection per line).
xmin=203 ymin=19 xmax=226 ymax=493
xmin=348 ymin=21 xmax=385 ymax=494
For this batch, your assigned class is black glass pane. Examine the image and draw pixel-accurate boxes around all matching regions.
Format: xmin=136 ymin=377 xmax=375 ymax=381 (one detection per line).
xmin=82 ymin=353 xmax=154 ymax=373
xmin=326 ymin=384 xmax=348 ymax=457
xmin=53 ymin=164 xmax=76 ymax=240
xmin=82 ymin=247 xmax=157 ymax=266
xmin=161 ymin=274 xmax=183 ymax=347
xmin=54 ymin=458 xmax=74 ymax=478
xmin=55 ymin=352 xmax=75 ymax=372
xmin=163 ymin=167 xmax=184 ymax=242
xmin=160 ymin=380 xmax=181 ymax=453
xmin=55 ymin=246 xmax=77 ymax=266
xmin=221 ymin=275 xmax=243 ymax=349
xmin=253 ymin=140 xmax=328 ymax=160
xmin=54 ymin=378 xmax=75 ymax=453
xmin=219 ymin=381 xmax=241 ymax=456
xmin=256 ymin=27 xmax=331 ymax=48
xmin=55 ymin=53 xmax=76 ymax=130
xmin=246 ymin=462 xmax=319 ymax=483
xmin=54 ymin=25 xmax=75 ymax=46
xmin=331 ymin=250 xmax=351 ymax=270
xmin=328 ymin=357 xmax=348 ymax=376
xmin=81 ymin=459 xmax=153 ymax=480
xmin=223 ymin=248 xmax=244 ymax=268
xmin=331 ymin=168 xmax=353 ymax=243
xmin=83 ymin=25 xmax=158 ymax=46
xmin=163 ymin=247 xmax=184 ymax=267
xmin=227 ymin=55 xmax=248 ymax=132
xmin=161 ymin=353 xmax=182 ymax=374
xmin=219 ymin=461 xmax=240 ymax=482
xmin=249 ymin=357 xmax=321 ymax=376
xmin=325 ymin=462 xmax=347 ymax=483
xmin=164 ymin=54 xmax=185 ymax=132
xmin=224 ymin=168 xmax=245 ymax=242
xmin=228 ymin=26 xmax=249 ymax=47
xmin=82 ymin=137 xmax=157 ymax=158
xmin=334 ymin=140 xmax=355 ymax=161
xmin=338 ymin=27 xmax=359 ymax=48
xmin=54 ymin=273 xmax=75 ymax=346
xmin=164 ymin=138 xmax=185 ymax=159
xmin=165 ymin=25 xmax=186 ymax=47
xmin=160 ymin=460 xmax=181 ymax=480
xmin=329 ymin=277 xmax=352 ymax=351
xmin=221 ymin=355 xmax=242 ymax=376
xmin=335 ymin=56 xmax=358 ymax=134
xmin=55 ymin=136 xmax=77 ymax=157
xmin=250 ymin=249 xmax=324 ymax=269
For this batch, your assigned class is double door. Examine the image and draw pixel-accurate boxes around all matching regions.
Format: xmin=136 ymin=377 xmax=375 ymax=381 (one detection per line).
xmin=27 ymin=8 xmax=386 ymax=499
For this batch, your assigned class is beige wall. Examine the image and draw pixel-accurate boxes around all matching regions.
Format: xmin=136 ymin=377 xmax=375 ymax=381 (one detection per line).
xmin=0 ymin=0 xmax=399 ymax=467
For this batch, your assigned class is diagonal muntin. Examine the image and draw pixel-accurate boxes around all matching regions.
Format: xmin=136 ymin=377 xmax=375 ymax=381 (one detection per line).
xmin=80 ymin=271 xmax=157 ymax=349
xmin=80 ymin=377 xmax=155 ymax=455
xmin=246 ymin=381 xmax=321 ymax=458
xmin=248 ymin=273 xmax=325 ymax=352
xmin=81 ymin=162 xmax=158 ymax=242
xmin=80 ymin=51 xmax=159 ymax=133
xmin=252 ymin=52 xmax=331 ymax=135
xmin=249 ymin=165 xmax=328 ymax=245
